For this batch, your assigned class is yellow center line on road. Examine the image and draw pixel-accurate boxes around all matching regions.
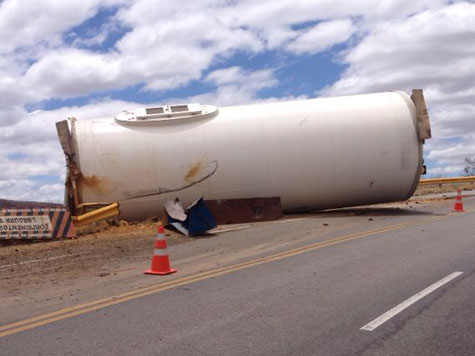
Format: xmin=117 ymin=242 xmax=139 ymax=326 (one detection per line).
xmin=1 ymin=208 xmax=473 ymax=338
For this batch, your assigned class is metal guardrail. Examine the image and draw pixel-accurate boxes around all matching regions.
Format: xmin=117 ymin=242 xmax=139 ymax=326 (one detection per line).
xmin=418 ymin=176 xmax=475 ymax=186
xmin=71 ymin=202 xmax=119 ymax=227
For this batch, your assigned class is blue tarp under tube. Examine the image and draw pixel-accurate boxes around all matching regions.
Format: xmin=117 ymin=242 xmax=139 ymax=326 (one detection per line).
xmin=165 ymin=197 xmax=216 ymax=236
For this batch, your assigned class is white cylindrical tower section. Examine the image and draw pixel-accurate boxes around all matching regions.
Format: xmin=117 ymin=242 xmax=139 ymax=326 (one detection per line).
xmin=69 ymin=91 xmax=423 ymax=220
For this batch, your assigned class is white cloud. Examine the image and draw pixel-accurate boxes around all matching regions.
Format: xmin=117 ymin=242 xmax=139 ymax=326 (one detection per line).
xmin=207 ymin=67 xmax=275 ymax=87
xmin=24 ymin=49 xmax=123 ymax=98
xmin=0 ymin=179 xmax=36 ymax=201
xmin=0 ymin=0 xmax=132 ymax=125
xmin=0 ymin=179 xmax=64 ymax=202
xmin=425 ymin=134 xmax=475 ymax=177
xmin=3 ymin=0 xmax=454 ymax=103
xmin=37 ymin=183 xmax=65 ymax=203
xmin=190 ymin=66 xmax=284 ymax=106
xmin=219 ymin=0 xmax=446 ymax=29
xmin=285 ymin=20 xmax=355 ymax=54
xmin=0 ymin=0 xmax=126 ymax=54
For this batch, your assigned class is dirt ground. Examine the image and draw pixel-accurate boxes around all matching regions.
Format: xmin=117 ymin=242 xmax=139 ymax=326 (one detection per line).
xmin=0 ymin=219 xmax=192 ymax=296
xmin=0 ymin=186 xmax=472 ymax=299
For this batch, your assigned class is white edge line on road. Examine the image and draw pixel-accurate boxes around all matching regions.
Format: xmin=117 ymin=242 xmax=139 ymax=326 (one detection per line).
xmin=361 ymin=271 xmax=464 ymax=331
xmin=273 ymin=217 xmax=311 ymax=223
xmin=209 ymin=225 xmax=252 ymax=234
xmin=0 ymin=253 xmax=82 ymax=270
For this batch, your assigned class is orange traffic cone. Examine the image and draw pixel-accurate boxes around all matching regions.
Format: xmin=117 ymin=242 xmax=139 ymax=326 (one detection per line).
xmin=145 ymin=225 xmax=177 ymax=275
xmin=453 ymin=189 xmax=465 ymax=212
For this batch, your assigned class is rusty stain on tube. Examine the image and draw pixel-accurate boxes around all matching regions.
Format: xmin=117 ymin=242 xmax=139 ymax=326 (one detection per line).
xmin=185 ymin=162 xmax=203 ymax=182
xmin=79 ymin=175 xmax=105 ymax=194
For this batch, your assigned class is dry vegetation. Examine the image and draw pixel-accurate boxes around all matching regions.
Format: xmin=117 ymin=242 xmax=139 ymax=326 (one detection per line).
xmin=414 ymin=182 xmax=474 ymax=196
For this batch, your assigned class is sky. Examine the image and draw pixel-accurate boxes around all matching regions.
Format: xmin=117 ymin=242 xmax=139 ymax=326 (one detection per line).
xmin=0 ymin=0 xmax=474 ymax=203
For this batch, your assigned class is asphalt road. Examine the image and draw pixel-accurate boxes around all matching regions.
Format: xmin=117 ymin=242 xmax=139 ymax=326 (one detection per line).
xmin=2 ymin=197 xmax=475 ymax=355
